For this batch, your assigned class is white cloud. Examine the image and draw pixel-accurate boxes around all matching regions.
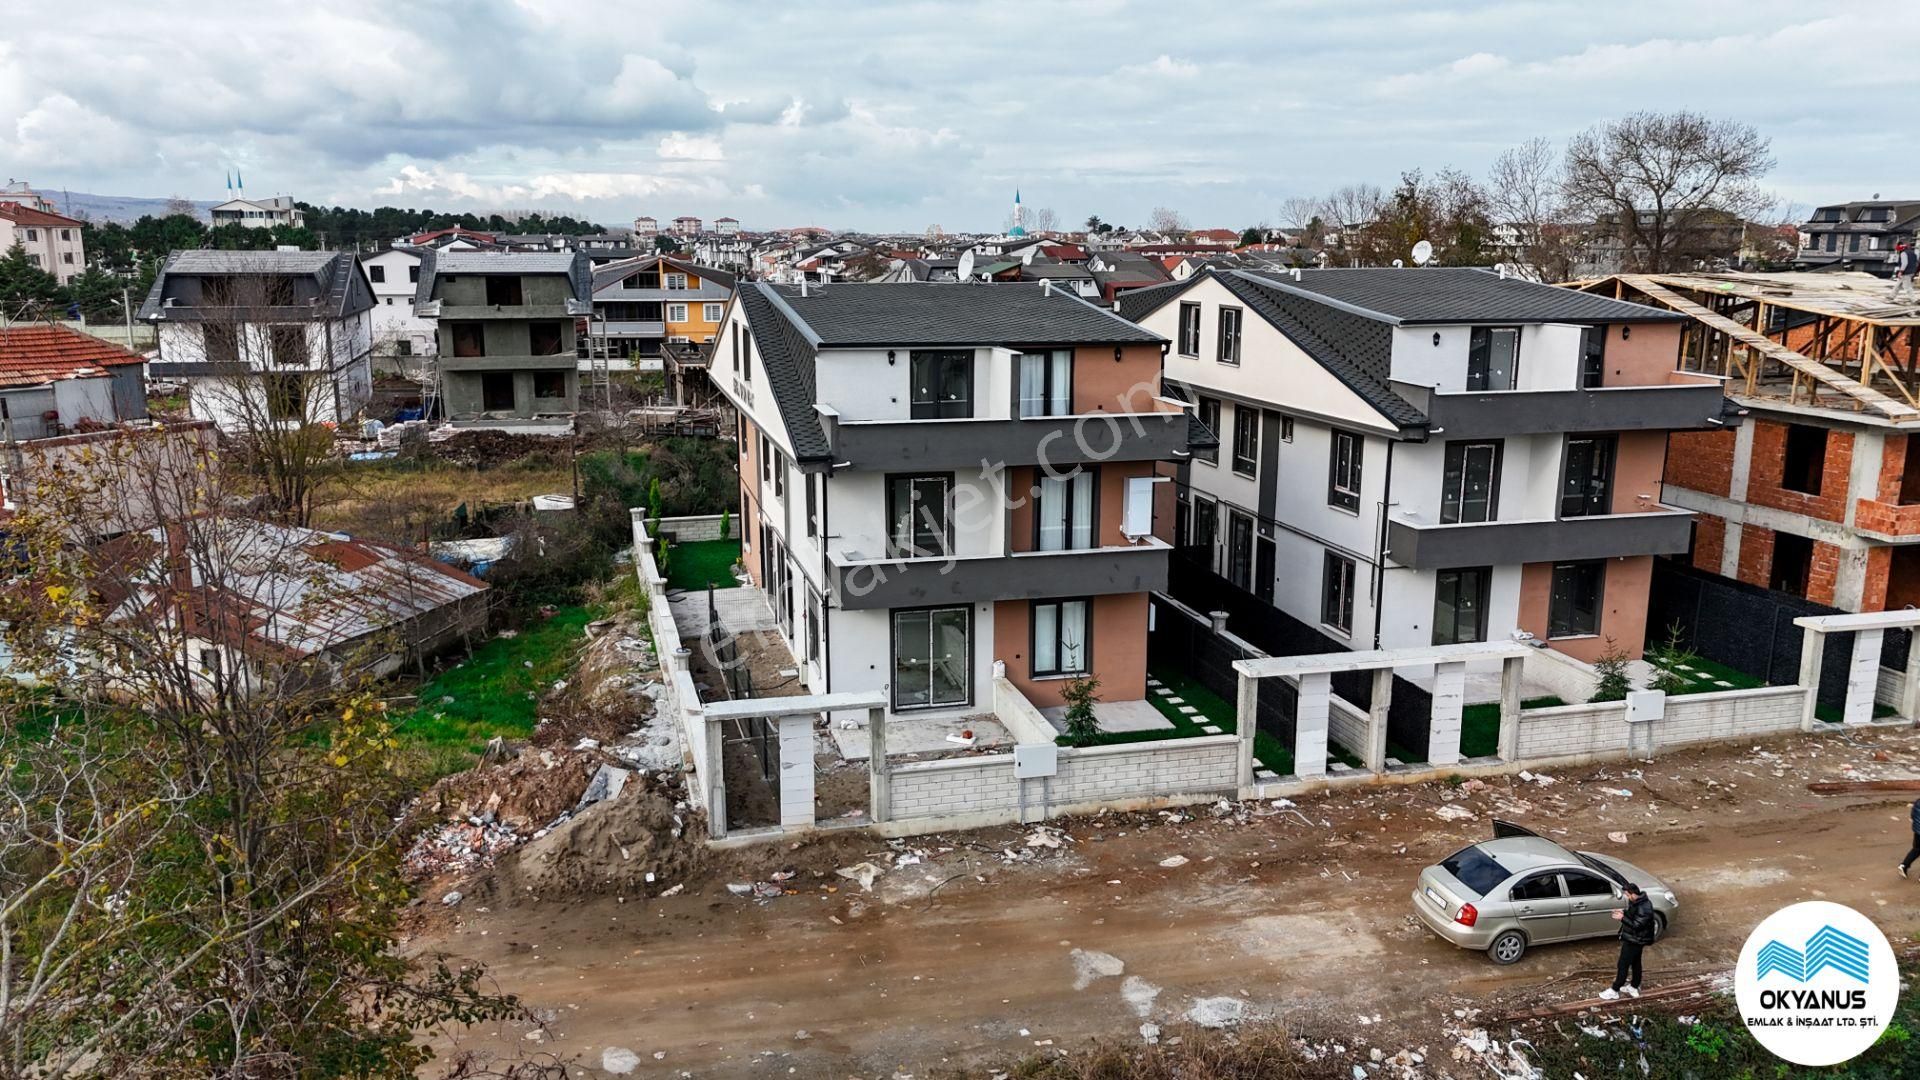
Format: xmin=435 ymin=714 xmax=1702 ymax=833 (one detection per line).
xmin=1119 ymin=54 xmax=1200 ymax=78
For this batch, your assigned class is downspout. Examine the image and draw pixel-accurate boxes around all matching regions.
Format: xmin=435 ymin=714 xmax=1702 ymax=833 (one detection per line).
xmin=1371 ymin=438 xmax=1396 ymax=651
xmin=819 ymin=467 xmax=832 ymax=695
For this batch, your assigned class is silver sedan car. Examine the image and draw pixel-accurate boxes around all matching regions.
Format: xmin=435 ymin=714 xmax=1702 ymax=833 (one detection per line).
xmin=1412 ymin=821 xmax=1679 ymax=965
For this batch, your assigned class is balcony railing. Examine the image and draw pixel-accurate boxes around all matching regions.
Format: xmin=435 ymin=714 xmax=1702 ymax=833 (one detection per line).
xmin=1394 ymin=380 xmax=1729 ymax=439
xmin=826 ymin=539 xmax=1170 ymax=611
xmin=1385 ymin=507 xmax=1694 ymax=570
xmin=823 ymin=401 xmax=1194 ymax=471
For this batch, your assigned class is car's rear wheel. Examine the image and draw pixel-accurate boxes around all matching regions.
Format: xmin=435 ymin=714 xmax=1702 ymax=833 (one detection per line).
xmin=1651 ymin=913 xmax=1668 ymax=941
xmin=1488 ymin=929 xmax=1528 ymax=965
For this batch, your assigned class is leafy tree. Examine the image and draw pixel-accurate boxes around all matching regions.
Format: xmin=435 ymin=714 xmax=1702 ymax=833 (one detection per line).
xmin=1084 ymin=214 xmax=1104 ymax=233
xmin=1240 ymin=227 xmax=1265 ymax=246
xmin=0 ymin=241 xmax=62 ymax=312
xmin=1061 ymin=674 xmax=1103 ymax=742
xmin=1590 ymin=641 xmax=1634 ymax=703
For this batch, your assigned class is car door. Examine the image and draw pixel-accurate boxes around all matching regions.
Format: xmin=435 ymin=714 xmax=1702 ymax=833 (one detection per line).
xmin=1562 ymin=870 xmax=1623 ymax=940
xmin=1507 ymin=871 xmax=1571 ymax=943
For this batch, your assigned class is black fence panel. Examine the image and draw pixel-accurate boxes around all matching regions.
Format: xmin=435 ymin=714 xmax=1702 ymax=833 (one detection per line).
xmin=1645 ymin=558 xmax=1902 ymax=715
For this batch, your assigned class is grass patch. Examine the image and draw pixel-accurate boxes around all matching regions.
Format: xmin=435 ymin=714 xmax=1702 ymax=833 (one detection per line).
xmin=664 ymin=538 xmax=740 ymax=591
xmin=1661 ymin=655 xmax=1765 ymax=695
xmin=394 ymin=604 xmax=594 ymax=770
xmin=1053 ymin=666 xmax=1318 ymax=776
xmin=1428 ymin=695 xmax=1568 ymax=762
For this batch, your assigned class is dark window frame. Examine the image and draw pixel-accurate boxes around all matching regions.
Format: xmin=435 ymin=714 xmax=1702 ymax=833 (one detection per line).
xmin=1194 ymin=396 xmax=1221 ymax=465
xmin=1032 ymin=467 xmax=1098 ymax=552
xmin=1441 ymin=439 xmax=1503 ymax=524
xmin=368 ymin=264 xmax=386 ymax=283
xmin=1579 ymin=324 xmax=1608 ymax=389
xmin=1559 ymin=434 xmax=1617 ymax=518
xmin=1231 ymin=404 xmax=1260 ymax=477
xmin=886 ymin=472 xmax=955 ymax=558
xmin=1548 ymin=560 xmax=1604 ymax=638
xmin=1432 ymin=566 xmax=1492 ymax=646
xmin=1467 ymin=326 xmax=1522 ymax=391
xmin=1328 ymin=429 xmax=1363 ymax=513
xmin=1017 ymin=348 xmax=1073 ymax=418
xmin=1216 ymin=305 xmax=1242 ymax=365
xmin=1226 ymin=509 xmax=1255 ymax=590
xmin=889 ymin=604 xmax=973 ymax=711
xmin=1030 ymin=597 xmax=1094 ymax=677
xmin=1321 ymin=550 xmax=1356 ymax=634
xmin=909 ymin=349 xmax=973 ymax=419
xmin=1178 ymin=301 xmax=1202 ymax=357
xmin=1190 ymin=494 xmax=1218 ymax=568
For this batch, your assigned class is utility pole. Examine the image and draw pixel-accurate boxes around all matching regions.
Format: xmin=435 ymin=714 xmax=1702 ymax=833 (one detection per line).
xmin=121 ymin=285 xmax=133 ymax=349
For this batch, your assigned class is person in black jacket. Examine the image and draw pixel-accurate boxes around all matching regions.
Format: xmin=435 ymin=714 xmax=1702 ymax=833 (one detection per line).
xmin=1900 ymin=797 xmax=1920 ymax=878
xmin=1600 ymin=884 xmax=1657 ymax=1000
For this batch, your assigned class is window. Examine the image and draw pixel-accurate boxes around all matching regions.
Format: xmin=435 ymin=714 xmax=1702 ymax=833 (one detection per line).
xmin=264 ymin=374 xmax=306 ymax=422
xmin=1018 ymin=349 xmax=1072 ymax=418
xmin=1194 ymin=396 xmax=1221 ymax=465
xmin=1178 ymin=302 xmax=1201 ymax=356
xmin=892 ymin=606 xmax=971 ymax=709
xmin=1511 ymin=874 xmax=1562 ymax=902
xmin=1280 ymin=416 xmax=1294 ymax=442
xmin=1031 ymin=599 xmax=1091 ymax=676
xmin=1442 ymin=846 xmax=1512 ymax=896
xmin=1771 ymin=532 xmax=1815 ymax=596
xmin=25 ymin=254 xmax=39 ymax=266
xmin=481 ymin=373 xmax=516 ymax=411
xmin=408 ymin=265 xmax=420 ymax=283
xmin=1563 ymin=872 xmax=1613 ymax=898
xmin=666 ymin=303 xmax=689 ymax=322
xmin=1189 ymin=495 xmax=1218 ymax=567
xmin=268 ymin=325 xmax=308 ymax=366
xmin=1432 ymin=567 xmax=1491 ymax=645
xmin=1321 ymin=551 xmax=1356 ymax=634
xmin=1467 ymin=327 xmax=1520 ymax=391
xmin=1255 ymin=535 xmax=1276 ymax=603
xmin=1850 ymin=234 xmax=1862 ymax=252
xmin=529 ymin=321 xmax=565 ymax=356
xmin=1559 ymin=435 xmax=1615 ymax=517
xmin=203 ymin=323 xmax=239 ymax=365
xmin=1782 ymin=424 xmax=1827 ymax=494
xmin=909 ymin=350 xmax=972 ymax=419
xmin=1216 ymin=306 xmax=1242 ymax=364
xmin=1226 ymin=510 xmax=1255 ymax=590
xmin=1441 ymin=441 xmax=1501 ymax=524
xmin=1548 ymin=561 xmax=1603 ymax=637
xmin=60 ymin=252 xmax=72 ymax=264
xmin=702 ymin=302 xmax=724 ymax=322
xmin=1328 ymin=429 xmax=1363 ymax=513
xmin=805 ymin=474 xmax=818 ymax=537
xmin=369 ymin=264 xmax=386 ymax=283
xmin=532 ymin=370 xmax=568 ymax=398
xmin=1579 ymin=325 xmax=1608 ymax=389
xmin=58 ymin=229 xmax=70 ymax=241
xmin=396 ymin=339 xmax=413 ymax=357
xmin=484 ymin=275 xmax=523 ymax=306
xmin=1231 ymin=405 xmax=1259 ymax=477
xmin=22 ymin=229 xmax=35 ymax=241
xmin=450 ymin=321 xmax=489 ymax=357
xmin=665 ymin=272 xmax=689 ymax=290
xmin=741 ymin=326 xmax=753 ymax=382
xmin=887 ymin=474 xmax=952 ymax=557
xmin=1034 ymin=470 xmax=1095 ymax=551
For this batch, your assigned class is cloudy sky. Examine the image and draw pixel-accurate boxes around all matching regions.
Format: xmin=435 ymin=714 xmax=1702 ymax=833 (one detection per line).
xmin=0 ymin=1 xmax=1909 ymax=231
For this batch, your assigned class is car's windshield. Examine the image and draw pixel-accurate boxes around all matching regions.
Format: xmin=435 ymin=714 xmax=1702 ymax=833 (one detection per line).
xmin=1439 ymin=846 xmax=1510 ymax=897
xmin=1575 ymin=852 xmax=1628 ymax=886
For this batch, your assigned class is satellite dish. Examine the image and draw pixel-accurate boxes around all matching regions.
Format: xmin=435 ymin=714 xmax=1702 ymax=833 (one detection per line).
xmin=957 ymin=249 xmax=976 ymax=281
xmin=1411 ymin=240 xmax=1434 ymax=266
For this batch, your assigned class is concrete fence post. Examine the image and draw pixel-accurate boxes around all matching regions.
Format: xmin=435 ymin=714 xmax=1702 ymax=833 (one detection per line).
xmin=1429 ymin=661 xmax=1466 ymax=767
xmin=1365 ymin=668 xmax=1392 ymax=773
xmin=705 ymin=715 xmax=728 ymax=840
xmin=1844 ymin=628 xmax=1884 ymax=726
xmin=1497 ymin=655 xmax=1524 ymax=761
xmin=866 ymin=705 xmax=890 ymax=823
xmin=1295 ymin=671 xmax=1331 ymax=778
xmin=776 ymin=714 xmax=816 ymax=829
xmin=1798 ymin=629 xmax=1826 ymax=731
xmin=1235 ymin=672 xmax=1259 ymax=793
xmin=1904 ymin=634 xmax=1920 ymax=722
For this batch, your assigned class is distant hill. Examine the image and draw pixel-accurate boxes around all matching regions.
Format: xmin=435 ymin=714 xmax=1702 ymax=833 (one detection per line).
xmin=42 ymin=191 xmax=218 ymax=223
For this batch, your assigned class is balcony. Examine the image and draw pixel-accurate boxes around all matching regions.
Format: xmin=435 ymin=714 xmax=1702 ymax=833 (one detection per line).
xmin=1853 ymin=498 xmax=1920 ymax=542
xmin=599 ymin=320 xmax=666 ymax=337
xmin=826 ymin=539 xmax=1170 ymax=611
xmin=1385 ymin=507 xmax=1694 ymax=570
xmin=824 ymin=406 xmax=1193 ymax=471
xmin=1395 ymin=381 xmax=1729 ymax=439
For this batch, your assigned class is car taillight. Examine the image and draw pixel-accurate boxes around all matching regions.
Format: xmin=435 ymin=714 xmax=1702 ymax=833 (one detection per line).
xmin=1456 ymin=903 xmax=1479 ymax=928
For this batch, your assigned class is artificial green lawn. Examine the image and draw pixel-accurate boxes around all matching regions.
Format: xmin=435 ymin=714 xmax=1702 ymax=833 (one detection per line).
xmin=394 ymin=604 xmax=593 ymax=765
xmin=1660 ymin=655 xmax=1765 ymax=695
xmin=664 ymin=538 xmax=741 ymax=592
xmin=1056 ymin=665 xmax=1305 ymax=776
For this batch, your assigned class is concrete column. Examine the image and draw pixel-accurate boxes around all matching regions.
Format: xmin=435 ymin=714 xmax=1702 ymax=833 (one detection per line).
xmin=776 ymin=713 xmax=816 ymax=829
xmin=866 ymin=706 xmax=890 ymax=823
xmin=1429 ymin=661 xmax=1467 ymax=767
xmin=1798 ymin=629 xmax=1826 ymax=731
xmin=705 ymin=715 xmax=728 ymax=839
xmin=1235 ymin=672 xmax=1259 ymax=791
xmin=1295 ymin=671 xmax=1331 ymax=778
xmin=1902 ymin=635 xmax=1920 ymax=721
xmin=1719 ymin=522 xmax=1744 ymax=580
xmin=1365 ymin=668 xmax=1392 ymax=773
xmin=1497 ymin=655 xmax=1524 ymax=761
xmin=1844 ymin=629 xmax=1884 ymax=726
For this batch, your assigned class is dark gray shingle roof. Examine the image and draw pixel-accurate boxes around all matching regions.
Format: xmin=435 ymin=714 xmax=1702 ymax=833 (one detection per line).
xmin=138 ymin=250 xmax=373 ymax=322
xmin=765 ymin=282 xmax=1162 ymax=346
xmin=1218 ymin=271 xmax=1424 ymax=430
xmin=412 ymin=249 xmax=592 ymax=308
xmin=736 ymin=284 xmax=830 ymax=461
xmin=1252 ymin=267 xmax=1684 ymax=325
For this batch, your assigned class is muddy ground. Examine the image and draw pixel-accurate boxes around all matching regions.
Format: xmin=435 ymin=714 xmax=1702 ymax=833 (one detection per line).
xmin=409 ymin=725 xmax=1920 ymax=1077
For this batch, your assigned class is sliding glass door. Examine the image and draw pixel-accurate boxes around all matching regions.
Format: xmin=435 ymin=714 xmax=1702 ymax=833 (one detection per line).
xmin=892 ymin=606 xmax=971 ymax=709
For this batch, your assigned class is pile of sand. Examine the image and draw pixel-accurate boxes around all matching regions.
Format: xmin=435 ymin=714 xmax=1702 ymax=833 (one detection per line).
xmin=481 ymin=772 xmax=705 ymax=900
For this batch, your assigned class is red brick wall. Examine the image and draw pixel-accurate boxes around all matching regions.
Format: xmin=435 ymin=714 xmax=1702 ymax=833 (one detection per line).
xmin=1745 ymin=420 xmax=1853 ymax=522
xmin=1879 ymin=435 xmax=1908 ymax=501
xmin=1807 ymin=541 xmax=1842 ymax=605
xmin=1690 ymin=515 xmax=1726 ymax=573
xmin=1864 ymin=547 xmax=1894 ymax=611
xmin=1664 ymin=429 xmax=1735 ymax=496
xmin=1736 ymin=525 xmax=1774 ymax=588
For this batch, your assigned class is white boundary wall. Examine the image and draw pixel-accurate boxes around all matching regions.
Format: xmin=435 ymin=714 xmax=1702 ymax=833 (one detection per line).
xmin=1513 ymin=686 xmax=1806 ymax=760
xmin=631 ymin=509 xmax=713 ymax=814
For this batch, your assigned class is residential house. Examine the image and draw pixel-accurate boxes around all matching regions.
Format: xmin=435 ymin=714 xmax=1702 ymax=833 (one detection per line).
xmin=208 ymin=195 xmax=305 ymax=229
xmin=1124 ymin=266 xmax=1729 ymax=663
xmin=0 ymin=180 xmax=56 ymax=213
xmin=361 ymin=246 xmax=435 ymax=365
xmin=140 ymin=250 xmax=375 ymax=432
xmin=1086 ymin=250 xmax=1172 ymax=303
xmin=692 ymin=234 xmax=755 ymax=273
xmin=716 ymin=217 xmax=741 ymax=236
xmin=0 ymin=203 xmax=86 ymax=284
xmin=633 ymin=216 xmax=659 ymax=241
xmin=1796 ymin=200 xmax=1920 ymax=274
xmin=0 ymin=323 xmax=149 ymax=443
xmin=415 ymin=250 xmax=592 ymax=423
xmin=586 ymin=253 xmax=734 ymax=361
xmin=713 ymin=281 xmax=1210 ymax=720
xmin=405 ymin=227 xmax=503 ymax=251
xmin=672 ymin=215 xmax=703 ymax=237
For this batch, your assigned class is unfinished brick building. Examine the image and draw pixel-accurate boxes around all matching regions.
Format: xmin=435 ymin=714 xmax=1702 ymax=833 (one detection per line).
xmin=1580 ymin=271 xmax=1920 ymax=611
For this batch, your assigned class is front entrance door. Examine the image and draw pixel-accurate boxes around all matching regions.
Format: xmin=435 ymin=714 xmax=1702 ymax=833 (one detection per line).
xmin=892 ymin=606 xmax=971 ymax=710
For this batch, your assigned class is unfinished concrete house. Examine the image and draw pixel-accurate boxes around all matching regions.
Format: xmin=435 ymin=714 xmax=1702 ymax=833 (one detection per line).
xmin=415 ymin=250 xmax=593 ymax=425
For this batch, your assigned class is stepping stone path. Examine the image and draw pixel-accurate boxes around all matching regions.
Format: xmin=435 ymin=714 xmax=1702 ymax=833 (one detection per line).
xmin=1202 ymin=725 xmax=1223 ymax=734
xmin=1713 ymin=679 xmax=1733 ymax=687
xmin=1178 ymin=705 xmax=1198 ymax=715
xmin=1153 ymin=688 xmax=1173 ymax=697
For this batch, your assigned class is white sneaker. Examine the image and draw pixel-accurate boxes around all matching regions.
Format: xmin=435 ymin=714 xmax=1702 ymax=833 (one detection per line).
xmin=1598 ymin=989 xmax=1621 ymax=1001
xmin=1623 ymin=986 xmax=1641 ymax=999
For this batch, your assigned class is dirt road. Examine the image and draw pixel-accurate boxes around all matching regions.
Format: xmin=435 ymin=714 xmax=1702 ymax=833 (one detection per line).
xmin=414 ymin=727 xmax=1920 ymax=1076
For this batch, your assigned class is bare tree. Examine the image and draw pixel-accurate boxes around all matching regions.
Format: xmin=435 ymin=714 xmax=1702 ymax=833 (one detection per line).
xmin=1147 ymin=207 xmax=1189 ymax=237
xmin=164 ymin=195 xmax=199 ymax=218
xmin=1028 ymin=206 xmax=1060 ymax=235
xmin=1277 ymin=196 xmax=1326 ymax=247
xmin=1562 ymin=111 xmax=1774 ymax=273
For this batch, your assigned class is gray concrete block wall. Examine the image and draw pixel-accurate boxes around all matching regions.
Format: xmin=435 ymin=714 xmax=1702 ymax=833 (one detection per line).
xmin=1513 ymin=701 xmax=1631 ymax=759
xmin=885 ymin=736 xmax=1241 ymax=827
xmin=1878 ymin=665 xmax=1905 ymax=710
xmin=888 ymin=755 xmax=1020 ymax=819
xmin=1514 ymin=686 xmax=1807 ymax=760
xmin=1328 ymin=696 xmax=1369 ymax=761
xmin=658 ymin=514 xmax=734 ymax=542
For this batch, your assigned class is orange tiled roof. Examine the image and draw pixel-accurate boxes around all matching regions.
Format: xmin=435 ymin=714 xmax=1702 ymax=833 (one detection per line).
xmin=0 ymin=324 xmax=145 ymax=389
xmin=0 ymin=202 xmax=85 ymax=228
